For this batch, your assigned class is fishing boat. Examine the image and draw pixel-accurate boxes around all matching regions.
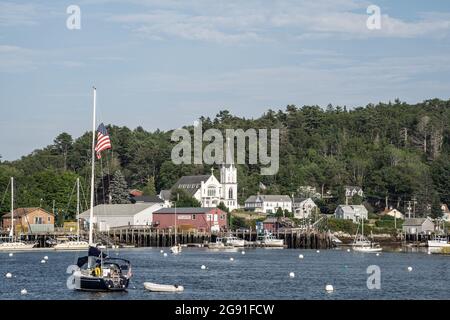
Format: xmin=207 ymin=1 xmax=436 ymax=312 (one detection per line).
xmin=54 ymin=178 xmax=89 ymax=251
xmin=0 ymin=177 xmax=37 ymax=251
xmin=144 ymin=282 xmax=184 ymax=293
xmin=223 ymin=234 xmax=245 ymax=247
xmin=256 ymin=231 xmax=284 ymax=248
xmin=170 ymin=196 xmax=182 ymax=254
xmin=70 ymin=87 xmax=132 ymax=292
xmin=352 ymin=216 xmax=382 ymax=253
xmin=427 ymin=235 xmax=450 ymax=248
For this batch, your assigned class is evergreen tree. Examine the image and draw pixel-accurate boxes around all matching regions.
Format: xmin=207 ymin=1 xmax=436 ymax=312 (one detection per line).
xmin=171 ymin=189 xmax=201 ymax=207
xmin=109 ymin=170 xmax=130 ymax=204
xmin=142 ymin=176 xmax=156 ymax=196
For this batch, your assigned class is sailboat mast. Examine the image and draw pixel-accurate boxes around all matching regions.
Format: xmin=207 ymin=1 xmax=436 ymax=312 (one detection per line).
xmin=174 ymin=194 xmax=177 ymax=245
xmin=89 ymin=87 xmax=97 ymax=245
xmin=76 ymin=177 xmax=80 ymax=242
xmin=362 ymin=214 xmax=364 ymax=238
xmin=10 ymin=177 xmax=14 ymax=240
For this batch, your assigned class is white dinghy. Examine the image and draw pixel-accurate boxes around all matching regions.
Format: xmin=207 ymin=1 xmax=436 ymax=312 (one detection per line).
xmin=144 ymin=282 xmax=184 ymax=293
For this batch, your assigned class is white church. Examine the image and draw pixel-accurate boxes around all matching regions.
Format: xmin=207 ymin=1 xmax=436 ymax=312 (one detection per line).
xmin=159 ymin=140 xmax=238 ymax=211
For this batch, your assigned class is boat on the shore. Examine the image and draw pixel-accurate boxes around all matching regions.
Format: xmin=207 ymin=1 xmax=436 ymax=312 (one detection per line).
xmin=223 ymin=235 xmax=245 ymax=247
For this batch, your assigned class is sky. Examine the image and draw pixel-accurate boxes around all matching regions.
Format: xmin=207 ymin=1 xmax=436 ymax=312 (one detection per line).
xmin=1 ymin=0 xmax=450 ymax=160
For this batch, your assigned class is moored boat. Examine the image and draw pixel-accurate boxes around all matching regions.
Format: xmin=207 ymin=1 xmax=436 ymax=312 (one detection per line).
xmin=144 ymin=282 xmax=184 ymax=293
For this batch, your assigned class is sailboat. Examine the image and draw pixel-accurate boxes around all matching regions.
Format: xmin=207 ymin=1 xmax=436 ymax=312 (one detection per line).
xmin=352 ymin=215 xmax=382 ymax=253
xmin=0 ymin=177 xmax=37 ymax=251
xmin=69 ymin=87 xmax=132 ymax=291
xmin=170 ymin=194 xmax=182 ymax=254
xmin=54 ymin=178 xmax=89 ymax=251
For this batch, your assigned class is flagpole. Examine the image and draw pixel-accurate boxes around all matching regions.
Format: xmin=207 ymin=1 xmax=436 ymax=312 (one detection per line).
xmin=89 ymin=87 xmax=96 ymax=246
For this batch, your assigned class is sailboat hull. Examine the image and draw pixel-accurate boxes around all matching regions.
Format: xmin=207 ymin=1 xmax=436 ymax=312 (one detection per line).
xmin=74 ymin=273 xmax=130 ymax=292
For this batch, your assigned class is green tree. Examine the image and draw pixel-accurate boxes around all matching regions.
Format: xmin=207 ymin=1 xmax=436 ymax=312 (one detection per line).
xmin=142 ymin=176 xmax=156 ymax=196
xmin=171 ymin=189 xmax=201 ymax=207
xmin=275 ymin=207 xmax=284 ymax=217
xmin=109 ymin=170 xmax=129 ymax=204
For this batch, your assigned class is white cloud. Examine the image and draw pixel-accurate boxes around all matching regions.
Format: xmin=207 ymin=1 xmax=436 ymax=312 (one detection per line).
xmin=0 ymin=2 xmax=38 ymax=26
xmin=104 ymin=0 xmax=450 ymax=42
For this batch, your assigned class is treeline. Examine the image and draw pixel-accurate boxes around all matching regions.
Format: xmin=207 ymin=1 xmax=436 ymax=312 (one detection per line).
xmin=1 ymin=98 xmax=450 ymax=220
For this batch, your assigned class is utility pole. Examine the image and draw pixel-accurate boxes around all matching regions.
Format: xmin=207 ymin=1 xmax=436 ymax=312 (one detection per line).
xmin=407 ymin=201 xmax=412 ymax=219
xmin=385 ymin=195 xmax=389 ymax=210
xmin=412 ymin=196 xmax=417 ymax=218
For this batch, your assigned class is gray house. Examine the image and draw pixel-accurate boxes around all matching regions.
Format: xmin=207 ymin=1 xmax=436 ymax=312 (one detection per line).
xmin=334 ymin=205 xmax=368 ymax=222
xmin=402 ymin=217 xmax=435 ymax=235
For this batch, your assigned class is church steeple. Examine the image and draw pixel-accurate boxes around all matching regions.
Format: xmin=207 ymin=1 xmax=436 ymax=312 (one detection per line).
xmin=220 ymin=137 xmax=238 ymax=210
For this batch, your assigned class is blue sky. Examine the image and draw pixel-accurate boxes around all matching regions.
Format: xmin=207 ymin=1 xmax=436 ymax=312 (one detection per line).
xmin=1 ymin=0 xmax=450 ymax=160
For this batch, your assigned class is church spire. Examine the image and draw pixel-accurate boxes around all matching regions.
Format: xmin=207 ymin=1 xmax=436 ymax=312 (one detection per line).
xmin=225 ymin=137 xmax=233 ymax=166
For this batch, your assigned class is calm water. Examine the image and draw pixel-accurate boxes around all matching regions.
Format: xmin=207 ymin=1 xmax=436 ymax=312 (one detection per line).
xmin=0 ymin=248 xmax=449 ymax=300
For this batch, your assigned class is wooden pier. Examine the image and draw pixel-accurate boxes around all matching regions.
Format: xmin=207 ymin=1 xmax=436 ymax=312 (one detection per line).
xmin=102 ymin=227 xmax=335 ymax=249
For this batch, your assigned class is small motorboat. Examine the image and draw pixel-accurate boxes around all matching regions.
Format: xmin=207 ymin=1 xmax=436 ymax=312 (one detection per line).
xmin=223 ymin=235 xmax=245 ymax=247
xmin=144 ymin=282 xmax=184 ymax=293
xmin=170 ymin=244 xmax=182 ymax=254
xmin=427 ymin=235 xmax=450 ymax=248
xmin=256 ymin=231 xmax=284 ymax=248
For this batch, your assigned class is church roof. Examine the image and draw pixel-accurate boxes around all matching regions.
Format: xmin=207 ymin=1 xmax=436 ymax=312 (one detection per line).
xmin=172 ymin=175 xmax=212 ymax=196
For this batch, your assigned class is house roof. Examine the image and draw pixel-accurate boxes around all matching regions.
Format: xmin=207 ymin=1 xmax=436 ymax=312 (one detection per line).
xmin=159 ymin=190 xmax=172 ymax=201
xmin=245 ymin=195 xmax=292 ymax=203
xmin=154 ymin=207 xmax=224 ymax=214
xmin=131 ymin=195 xmax=163 ymax=204
xmin=263 ymin=217 xmax=279 ymax=223
xmin=79 ymin=203 xmax=159 ymax=218
xmin=380 ymin=208 xmax=404 ymax=216
xmin=336 ymin=205 xmax=368 ymax=215
xmin=403 ymin=218 xmax=433 ymax=226
xmin=2 ymin=207 xmax=53 ymax=218
xmin=172 ymin=175 xmax=212 ymax=196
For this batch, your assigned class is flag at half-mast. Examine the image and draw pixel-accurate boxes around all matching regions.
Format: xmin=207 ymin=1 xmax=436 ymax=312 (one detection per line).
xmin=95 ymin=123 xmax=111 ymax=159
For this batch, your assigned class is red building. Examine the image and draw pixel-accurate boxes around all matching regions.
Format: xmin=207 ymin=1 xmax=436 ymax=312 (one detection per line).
xmin=153 ymin=207 xmax=227 ymax=232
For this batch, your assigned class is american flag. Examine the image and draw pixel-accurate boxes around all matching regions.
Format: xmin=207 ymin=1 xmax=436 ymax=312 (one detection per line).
xmin=95 ymin=123 xmax=111 ymax=159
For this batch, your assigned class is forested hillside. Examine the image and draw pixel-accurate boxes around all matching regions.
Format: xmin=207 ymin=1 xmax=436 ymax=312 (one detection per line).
xmin=1 ymin=98 xmax=450 ymax=220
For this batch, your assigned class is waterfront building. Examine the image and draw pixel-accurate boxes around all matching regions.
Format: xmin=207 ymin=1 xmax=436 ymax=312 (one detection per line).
xmin=152 ymin=207 xmax=227 ymax=232
xmin=441 ymin=204 xmax=450 ymax=222
xmin=79 ymin=202 xmax=164 ymax=232
xmin=334 ymin=205 xmax=368 ymax=222
xmin=402 ymin=217 xmax=435 ymax=235
xmin=244 ymin=195 xmax=292 ymax=214
xmin=1 ymin=207 xmax=54 ymax=233
xmin=292 ymin=197 xmax=317 ymax=219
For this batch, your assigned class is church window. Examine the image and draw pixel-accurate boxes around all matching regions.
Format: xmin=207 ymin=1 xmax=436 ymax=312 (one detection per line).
xmin=208 ymin=186 xmax=216 ymax=197
xmin=228 ymin=188 xmax=233 ymax=199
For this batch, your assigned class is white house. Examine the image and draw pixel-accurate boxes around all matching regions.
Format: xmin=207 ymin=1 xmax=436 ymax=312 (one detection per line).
xmin=245 ymin=195 xmax=292 ymax=214
xmin=292 ymin=198 xmax=317 ymax=219
xmin=159 ymin=140 xmax=238 ymax=211
xmin=334 ymin=205 xmax=368 ymax=222
xmin=441 ymin=204 xmax=450 ymax=222
xmin=345 ymin=186 xmax=364 ymax=198
xmin=380 ymin=207 xmax=404 ymax=219
xmin=80 ymin=202 xmax=164 ymax=232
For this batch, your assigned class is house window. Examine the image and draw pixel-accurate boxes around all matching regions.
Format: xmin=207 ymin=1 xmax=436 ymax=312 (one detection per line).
xmin=192 ymin=214 xmax=196 ymax=220
xmin=47 ymin=217 xmax=51 ymax=223
xmin=220 ymin=214 xmax=225 ymax=220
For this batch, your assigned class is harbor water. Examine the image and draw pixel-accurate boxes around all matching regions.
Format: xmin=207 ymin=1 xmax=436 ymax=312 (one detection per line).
xmin=0 ymin=248 xmax=448 ymax=300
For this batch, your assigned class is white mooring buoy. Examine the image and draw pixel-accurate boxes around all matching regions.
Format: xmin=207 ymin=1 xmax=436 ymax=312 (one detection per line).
xmin=8 ymin=253 xmax=13 ymax=257
xmin=325 ymin=284 xmax=334 ymax=292
xmin=160 ymin=250 xmax=164 ymax=254
xmin=427 ymin=251 xmax=432 ymax=255
xmin=163 ymin=253 xmax=168 ymax=257
xmin=20 ymin=289 xmax=27 ymax=295
xmin=289 ymin=272 xmax=295 ymax=278
xmin=40 ymin=259 xmax=46 ymax=264
xmin=376 ymin=253 xmax=380 ymax=256
xmin=201 ymin=265 xmax=207 ymax=270
xmin=316 ymin=250 xmax=320 ymax=253
xmin=44 ymin=256 xmax=48 ymax=261
xmin=5 ymin=273 xmax=12 ymax=278
xmin=241 ymin=251 xmax=245 ymax=255
xmin=407 ymin=266 xmax=413 ymax=272
xmin=347 ymin=249 xmax=351 ymax=252
xmin=230 ymin=257 xmax=234 ymax=261
xmin=299 ymin=254 xmax=304 ymax=259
